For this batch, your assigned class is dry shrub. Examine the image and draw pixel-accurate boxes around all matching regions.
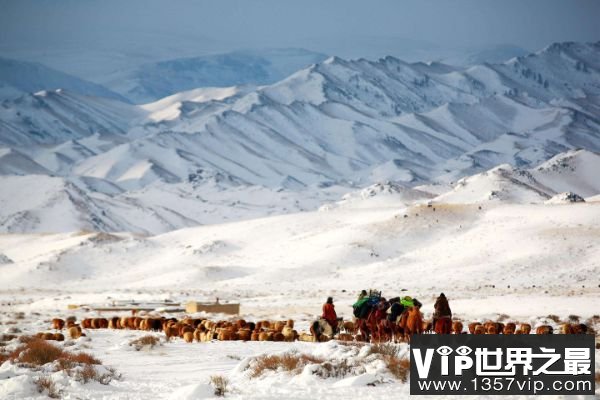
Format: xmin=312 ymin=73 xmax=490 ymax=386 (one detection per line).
xmin=76 ymin=364 xmax=99 ymax=383
xmin=101 ymin=367 xmax=120 ymax=384
xmin=338 ymin=341 xmax=366 ymax=350
xmin=369 ymin=343 xmax=400 ymax=358
xmin=35 ymin=375 xmax=59 ymax=398
xmin=66 ymin=352 xmax=101 ymax=365
xmin=16 ymin=339 xmax=64 ymax=366
xmin=70 ymin=364 xmax=118 ymax=385
xmin=368 ymin=343 xmax=409 ymax=382
xmin=250 ymin=353 xmax=323 ymax=378
xmin=56 ymin=352 xmax=101 ymax=371
xmin=130 ymin=335 xmax=160 ymax=351
xmin=315 ymin=359 xmax=353 ymax=378
xmin=0 ymin=350 xmax=8 ymax=364
xmin=546 ymin=315 xmax=561 ymax=323
xmin=386 ymin=356 xmax=410 ymax=382
xmin=8 ymin=338 xmax=116 ymax=385
xmin=210 ymin=375 xmax=229 ymax=397
xmin=56 ymin=358 xmax=75 ymax=371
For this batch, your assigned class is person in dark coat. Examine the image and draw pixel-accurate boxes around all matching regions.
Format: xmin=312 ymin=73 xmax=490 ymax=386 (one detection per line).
xmin=387 ymin=297 xmax=403 ymax=322
xmin=322 ymin=297 xmax=338 ymax=332
xmin=433 ymin=293 xmax=452 ymax=318
xmin=432 ymin=292 xmax=452 ymax=332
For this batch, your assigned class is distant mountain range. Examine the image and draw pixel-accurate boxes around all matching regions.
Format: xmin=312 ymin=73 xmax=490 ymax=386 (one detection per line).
xmin=1 ymin=41 xmax=599 ymax=233
xmin=100 ymin=48 xmax=328 ymax=104
xmin=0 ymin=57 xmax=129 ymax=103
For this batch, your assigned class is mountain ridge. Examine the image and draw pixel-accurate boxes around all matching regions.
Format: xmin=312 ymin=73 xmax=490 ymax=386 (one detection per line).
xmin=1 ymin=41 xmax=600 ymax=233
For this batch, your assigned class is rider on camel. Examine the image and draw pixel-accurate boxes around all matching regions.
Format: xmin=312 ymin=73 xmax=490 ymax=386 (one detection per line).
xmin=387 ymin=297 xmax=403 ymax=322
xmin=432 ymin=292 xmax=452 ymax=333
xmin=401 ymin=295 xmax=422 ymax=309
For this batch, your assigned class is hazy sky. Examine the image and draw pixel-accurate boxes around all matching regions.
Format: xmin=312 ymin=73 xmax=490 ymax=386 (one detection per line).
xmin=1 ymin=0 xmax=599 ymax=75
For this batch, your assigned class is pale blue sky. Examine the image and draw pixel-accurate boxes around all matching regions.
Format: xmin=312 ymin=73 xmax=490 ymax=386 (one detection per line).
xmin=1 ymin=0 xmax=598 ymax=70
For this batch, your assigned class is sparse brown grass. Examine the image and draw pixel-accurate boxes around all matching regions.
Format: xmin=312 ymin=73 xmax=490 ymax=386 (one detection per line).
xmin=386 ymin=356 xmax=410 ymax=382
xmin=7 ymin=338 xmax=117 ymax=385
xmin=67 ymin=352 xmax=101 ymax=365
xmin=250 ymin=353 xmax=324 ymax=378
xmin=248 ymin=345 xmax=409 ymax=382
xmin=315 ymin=359 xmax=353 ymax=378
xmin=76 ymin=364 xmax=99 ymax=383
xmin=0 ymin=349 xmax=8 ymax=364
xmin=210 ymin=375 xmax=229 ymax=397
xmin=35 ymin=375 xmax=59 ymax=398
xmin=129 ymin=335 xmax=160 ymax=350
xmin=56 ymin=352 xmax=101 ymax=371
xmin=15 ymin=339 xmax=64 ymax=366
xmin=10 ymin=340 xmax=101 ymax=368
xmin=369 ymin=343 xmax=400 ymax=358
xmin=367 ymin=343 xmax=410 ymax=382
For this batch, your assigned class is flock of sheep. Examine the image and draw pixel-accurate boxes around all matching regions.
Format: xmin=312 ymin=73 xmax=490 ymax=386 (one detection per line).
xmin=32 ymin=315 xmax=592 ymax=344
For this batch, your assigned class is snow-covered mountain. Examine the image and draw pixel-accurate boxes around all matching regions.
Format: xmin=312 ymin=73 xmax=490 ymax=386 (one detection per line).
xmin=433 ymin=149 xmax=600 ymax=204
xmin=1 ymin=181 xmax=598 ymax=292
xmin=0 ymin=56 xmax=128 ymax=102
xmin=101 ymin=48 xmax=328 ymax=104
xmin=1 ymin=41 xmax=600 ymax=233
xmin=100 ymin=41 xmax=600 ymax=189
xmin=0 ymin=89 xmax=141 ymax=147
xmin=1 ymin=149 xmax=598 ymax=234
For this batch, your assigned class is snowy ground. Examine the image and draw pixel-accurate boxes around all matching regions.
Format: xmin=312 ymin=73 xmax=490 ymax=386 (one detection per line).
xmin=0 ymin=303 xmax=598 ymax=399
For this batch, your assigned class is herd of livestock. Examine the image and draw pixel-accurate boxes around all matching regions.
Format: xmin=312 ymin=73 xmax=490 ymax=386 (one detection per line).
xmin=30 ymin=313 xmax=592 ymax=345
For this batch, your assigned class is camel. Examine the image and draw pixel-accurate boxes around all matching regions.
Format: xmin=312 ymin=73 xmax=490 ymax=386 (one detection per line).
xmin=434 ymin=318 xmax=452 ymax=334
xmin=400 ymin=306 xmax=423 ymax=342
xmin=356 ymin=300 xmax=387 ymax=342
